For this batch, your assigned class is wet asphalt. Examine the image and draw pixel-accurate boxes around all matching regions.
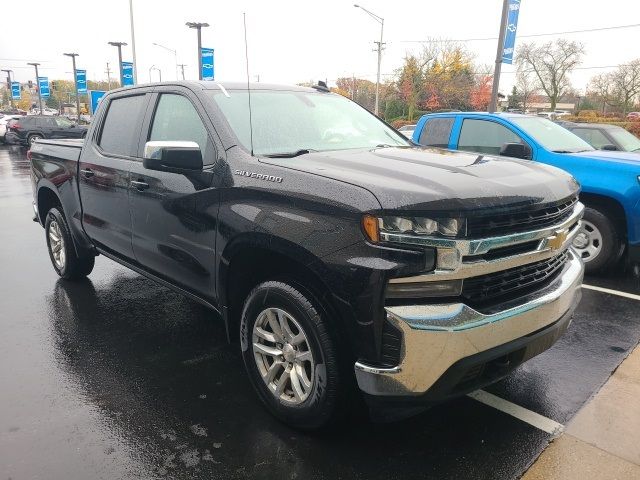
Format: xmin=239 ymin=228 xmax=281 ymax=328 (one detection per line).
xmin=1 ymin=144 xmax=639 ymax=480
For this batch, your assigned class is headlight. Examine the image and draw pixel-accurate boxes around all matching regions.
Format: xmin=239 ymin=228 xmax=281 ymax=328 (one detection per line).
xmin=362 ymin=214 xmax=465 ymax=242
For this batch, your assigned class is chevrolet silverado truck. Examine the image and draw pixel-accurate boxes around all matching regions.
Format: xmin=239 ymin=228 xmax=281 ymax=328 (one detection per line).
xmin=30 ymin=82 xmax=584 ymax=429
xmin=413 ymin=112 xmax=640 ymax=273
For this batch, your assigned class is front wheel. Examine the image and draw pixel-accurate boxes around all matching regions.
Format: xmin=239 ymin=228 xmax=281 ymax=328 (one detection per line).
xmin=572 ymin=206 xmax=621 ymax=273
xmin=28 ymin=134 xmax=43 ymax=146
xmin=45 ymin=207 xmax=95 ymax=280
xmin=240 ymin=281 xmax=346 ymax=430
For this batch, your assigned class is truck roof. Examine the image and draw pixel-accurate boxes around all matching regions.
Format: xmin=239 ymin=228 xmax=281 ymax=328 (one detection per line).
xmin=421 ymin=111 xmax=532 ymax=119
xmin=104 ymin=81 xmax=322 ymax=95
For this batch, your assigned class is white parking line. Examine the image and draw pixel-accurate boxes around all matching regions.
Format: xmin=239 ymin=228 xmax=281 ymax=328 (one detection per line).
xmin=467 ymin=390 xmax=565 ymax=435
xmin=582 ymin=284 xmax=640 ymax=302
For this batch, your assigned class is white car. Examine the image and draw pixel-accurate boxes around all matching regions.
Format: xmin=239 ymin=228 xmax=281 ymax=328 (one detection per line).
xmin=0 ymin=115 xmax=22 ymax=143
xmin=398 ymin=124 xmax=416 ymax=140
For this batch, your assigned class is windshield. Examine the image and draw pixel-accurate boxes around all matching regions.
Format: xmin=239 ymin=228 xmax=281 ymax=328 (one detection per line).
xmin=510 ymin=116 xmax=594 ymax=153
xmin=608 ymin=127 xmax=640 ymax=152
xmin=208 ymin=89 xmax=409 ymax=156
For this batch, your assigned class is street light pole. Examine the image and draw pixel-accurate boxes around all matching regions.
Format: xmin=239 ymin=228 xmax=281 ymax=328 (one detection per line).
xmin=186 ymin=22 xmax=210 ymax=81
xmin=152 ymin=42 xmax=179 ymax=80
xmin=108 ymin=41 xmax=127 ymax=86
xmin=129 ymin=0 xmax=138 ymax=84
xmin=27 ymin=62 xmax=43 ymax=114
xmin=354 ymin=4 xmax=384 ymax=116
xmin=489 ymin=0 xmax=509 ymax=113
xmin=178 ymin=64 xmax=187 ymax=80
xmin=1 ymin=69 xmax=14 ymax=108
xmin=63 ymin=53 xmax=81 ymax=123
xmin=149 ymin=65 xmax=162 ymax=83
xmin=105 ymin=63 xmax=112 ymax=90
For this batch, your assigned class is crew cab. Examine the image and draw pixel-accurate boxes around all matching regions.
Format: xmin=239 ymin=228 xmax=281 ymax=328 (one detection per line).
xmin=30 ymin=82 xmax=583 ymax=429
xmin=414 ymin=112 xmax=640 ymax=272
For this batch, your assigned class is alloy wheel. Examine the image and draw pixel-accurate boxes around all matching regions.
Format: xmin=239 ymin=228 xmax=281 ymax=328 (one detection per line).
xmin=48 ymin=220 xmax=66 ymax=269
xmin=252 ymin=307 xmax=315 ymax=404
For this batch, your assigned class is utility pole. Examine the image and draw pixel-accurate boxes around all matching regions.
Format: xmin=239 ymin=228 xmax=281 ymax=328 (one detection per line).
xmin=1 ymin=69 xmax=14 ymax=107
xmin=186 ymin=22 xmax=210 ymax=80
xmin=63 ymin=53 xmax=82 ymax=123
xmin=178 ymin=64 xmax=187 ymax=80
xmin=354 ymin=4 xmax=384 ymax=116
xmin=489 ymin=0 xmax=509 ymax=113
xmin=129 ymin=0 xmax=138 ymax=84
xmin=108 ymin=41 xmax=127 ymax=86
xmin=105 ymin=63 xmax=112 ymax=90
xmin=27 ymin=62 xmax=43 ymax=114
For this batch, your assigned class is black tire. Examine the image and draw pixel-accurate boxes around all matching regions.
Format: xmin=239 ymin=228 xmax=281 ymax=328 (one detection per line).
xmin=240 ymin=280 xmax=347 ymax=430
xmin=28 ymin=133 xmax=43 ymax=146
xmin=45 ymin=207 xmax=95 ymax=280
xmin=574 ymin=206 xmax=621 ymax=274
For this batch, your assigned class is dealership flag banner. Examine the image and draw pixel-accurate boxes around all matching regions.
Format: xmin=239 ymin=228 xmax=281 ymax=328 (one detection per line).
xmin=501 ymin=0 xmax=521 ymax=64
xmin=201 ymin=48 xmax=215 ymax=81
xmin=11 ymin=82 xmax=21 ymax=100
xmin=38 ymin=77 xmax=50 ymax=97
xmin=76 ymin=69 xmax=87 ymax=93
xmin=121 ymin=62 xmax=134 ymax=86
xmin=89 ymin=90 xmax=107 ymax=115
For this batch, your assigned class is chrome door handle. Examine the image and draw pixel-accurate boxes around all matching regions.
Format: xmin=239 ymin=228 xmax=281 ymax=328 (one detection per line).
xmin=80 ymin=168 xmax=94 ymax=178
xmin=131 ymin=180 xmax=150 ymax=191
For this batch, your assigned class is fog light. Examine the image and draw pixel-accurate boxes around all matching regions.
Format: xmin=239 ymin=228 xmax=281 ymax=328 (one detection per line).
xmin=386 ymin=279 xmax=463 ymax=299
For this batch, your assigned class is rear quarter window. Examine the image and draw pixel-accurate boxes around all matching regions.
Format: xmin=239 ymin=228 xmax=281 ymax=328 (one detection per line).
xmin=98 ymin=94 xmax=147 ymax=157
xmin=418 ymin=118 xmax=454 ymax=147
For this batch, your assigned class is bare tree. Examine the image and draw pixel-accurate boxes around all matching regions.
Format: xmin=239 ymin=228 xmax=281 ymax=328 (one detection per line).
xmin=515 ymin=68 xmax=538 ymax=113
xmin=609 ymin=59 xmax=640 ymax=115
xmin=516 ymin=39 xmax=584 ymax=110
xmin=587 ymin=73 xmax=613 ymax=113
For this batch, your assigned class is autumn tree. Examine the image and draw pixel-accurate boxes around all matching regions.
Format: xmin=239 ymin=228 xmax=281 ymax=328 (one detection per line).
xmin=469 ymin=75 xmax=492 ymax=111
xmin=516 ymin=39 xmax=584 ymax=110
xmin=609 ymin=59 xmax=640 ymax=115
xmin=397 ymin=55 xmax=424 ymax=120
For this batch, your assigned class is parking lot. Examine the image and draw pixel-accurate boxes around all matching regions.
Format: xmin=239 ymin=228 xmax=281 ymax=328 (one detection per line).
xmin=1 ymin=143 xmax=639 ymax=479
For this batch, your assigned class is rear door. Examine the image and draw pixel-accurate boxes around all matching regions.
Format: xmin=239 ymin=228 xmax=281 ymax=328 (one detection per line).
xmin=53 ymin=116 xmax=84 ymax=139
xmin=128 ymin=87 xmax=219 ymax=299
xmin=78 ymin=91 xmax=150 ymax=260
xmin=36 ymin=116 xmax=56 ymax=138
xmin=415 ymin=117 xmax=455 ymax=148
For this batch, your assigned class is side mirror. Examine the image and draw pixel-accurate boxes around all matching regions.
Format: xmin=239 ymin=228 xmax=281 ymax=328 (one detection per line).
xmin=143 ymin=141 xmax=203 ymax=173
xmin=499 ymin=142 xmax=532 ymax=160
xmin=601 ymin=144 xmax=618 ymax=151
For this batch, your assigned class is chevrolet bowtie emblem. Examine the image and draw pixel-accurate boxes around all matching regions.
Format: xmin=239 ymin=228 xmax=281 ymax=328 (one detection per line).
xmin=547 ymin=230 xmax=568 ymax=251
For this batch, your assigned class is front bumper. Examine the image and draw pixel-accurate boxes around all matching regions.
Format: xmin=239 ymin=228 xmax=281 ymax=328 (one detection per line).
xmin=355 ymin=248 xmax=584 ymax=399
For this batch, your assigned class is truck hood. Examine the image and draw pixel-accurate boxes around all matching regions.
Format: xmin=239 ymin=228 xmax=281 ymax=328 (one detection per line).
xmin=567 ymin=149 xmax=640 ymax=165
xmin=262 ymin=147 xmax=579 ymax=212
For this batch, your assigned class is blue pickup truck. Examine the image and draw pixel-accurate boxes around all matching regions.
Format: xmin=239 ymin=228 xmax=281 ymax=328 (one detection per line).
xmin=413 ymin=112 xmax=640 ymax=273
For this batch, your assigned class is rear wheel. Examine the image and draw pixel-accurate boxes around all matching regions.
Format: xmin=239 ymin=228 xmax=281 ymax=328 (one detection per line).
xmin=28 ymin=133 xmax=43 ymax=145
xmin=45 ymin=207 xmax=95 ymax=280
xmin=573 ymin=206 xmax=620 ymax=273
xmin=240 ymin=280 xmax=346 ymax=430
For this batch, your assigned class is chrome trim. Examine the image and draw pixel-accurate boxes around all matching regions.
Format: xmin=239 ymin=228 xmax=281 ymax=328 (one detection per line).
xmin=143 ymin=140 xmax=200 ymax=159
xmin=388 ymin=202 xmax=584 ymax=281
xmin=355 ymin=249 xmax=584 ymax=396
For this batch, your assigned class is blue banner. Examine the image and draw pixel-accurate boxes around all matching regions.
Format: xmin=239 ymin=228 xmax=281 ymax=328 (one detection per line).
xmin=11 ymin=82 xmax=21 ymax=100
xmin=201 ymin=48 xmax=214 ymax=81
xmin=121 ymin=61 xmax=134 ymax=86
xmin=502 ymin=0 xmax=521 ymax=64
xmin=38 ymin=77 xmax=50 ymax=97
xmin=76 ymin=69 xmax=87 ymax=93
xmin=89 ymin=90 xmax=106 ymax=115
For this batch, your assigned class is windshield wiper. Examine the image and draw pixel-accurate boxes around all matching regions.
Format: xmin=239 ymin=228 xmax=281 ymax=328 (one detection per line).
xmin=552 ymin=150 xmax=572 ymax=153
xmin=263 ymin=149 xmax=317 ymax=158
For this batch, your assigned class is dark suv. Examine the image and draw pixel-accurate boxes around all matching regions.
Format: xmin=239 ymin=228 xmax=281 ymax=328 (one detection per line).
xmin=8 ymin=116 xmax=87 ymax=146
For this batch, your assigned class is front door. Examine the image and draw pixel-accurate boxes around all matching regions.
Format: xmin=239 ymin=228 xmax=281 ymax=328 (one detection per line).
xmin=78 ymin=92 xmax=149 ymax=260
xmin=129 ymin=89 xmax=219 ymax=299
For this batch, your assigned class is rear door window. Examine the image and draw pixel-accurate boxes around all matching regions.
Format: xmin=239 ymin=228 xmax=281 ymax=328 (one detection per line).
xmin=98 ymin=94 xmax=147 ymax=157
xmin=571 ymin=128 xmax=611 ymax=149
xmin=418 ymin=118 xmax=454 ymax=147
xmin=458 ymin=119 xmax=522 ymax=155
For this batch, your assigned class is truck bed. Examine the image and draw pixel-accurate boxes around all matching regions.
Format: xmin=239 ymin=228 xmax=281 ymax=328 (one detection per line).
xmin=31 ymin=139 xmax=84 ymax=162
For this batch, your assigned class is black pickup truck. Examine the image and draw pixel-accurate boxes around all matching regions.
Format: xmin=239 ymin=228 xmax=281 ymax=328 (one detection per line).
xmin=30 ymin=81 xmax=584 ymax=429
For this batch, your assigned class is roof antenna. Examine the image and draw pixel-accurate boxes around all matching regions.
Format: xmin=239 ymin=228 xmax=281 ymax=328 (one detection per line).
xmin=243 ymin=12 xmax=254 ymax=156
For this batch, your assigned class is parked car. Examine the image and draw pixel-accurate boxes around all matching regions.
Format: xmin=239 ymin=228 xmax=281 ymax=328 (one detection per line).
xmin=8 ymin=115 xmax=87 ymax=146
xmin=0 ymin=114 xmax=22 ymax=144
xmin=567 ymin=123 xmax=640 ymax=153
xmin=413 ymin=112 xmax=640 ymax=272
xmin=627 ymin=112 xmax=640 ymax=120
xmin=30 ymin=82 xmax=583 ymax=429
xmin=398 ymin=124 xmax=416 ymax=140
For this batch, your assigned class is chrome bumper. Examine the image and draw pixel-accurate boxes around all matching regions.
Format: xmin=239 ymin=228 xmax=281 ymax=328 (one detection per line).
xmin=355 ymin=248 xmax=584 ymax=396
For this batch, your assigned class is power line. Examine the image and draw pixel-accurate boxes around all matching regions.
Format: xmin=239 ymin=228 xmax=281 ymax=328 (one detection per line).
xmin=400 ymin=23 xmax=640 ymax=43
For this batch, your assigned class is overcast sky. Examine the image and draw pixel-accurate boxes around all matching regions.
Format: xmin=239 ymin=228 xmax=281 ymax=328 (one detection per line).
xmin=1 ymin=0 xmax=638 ymax=94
